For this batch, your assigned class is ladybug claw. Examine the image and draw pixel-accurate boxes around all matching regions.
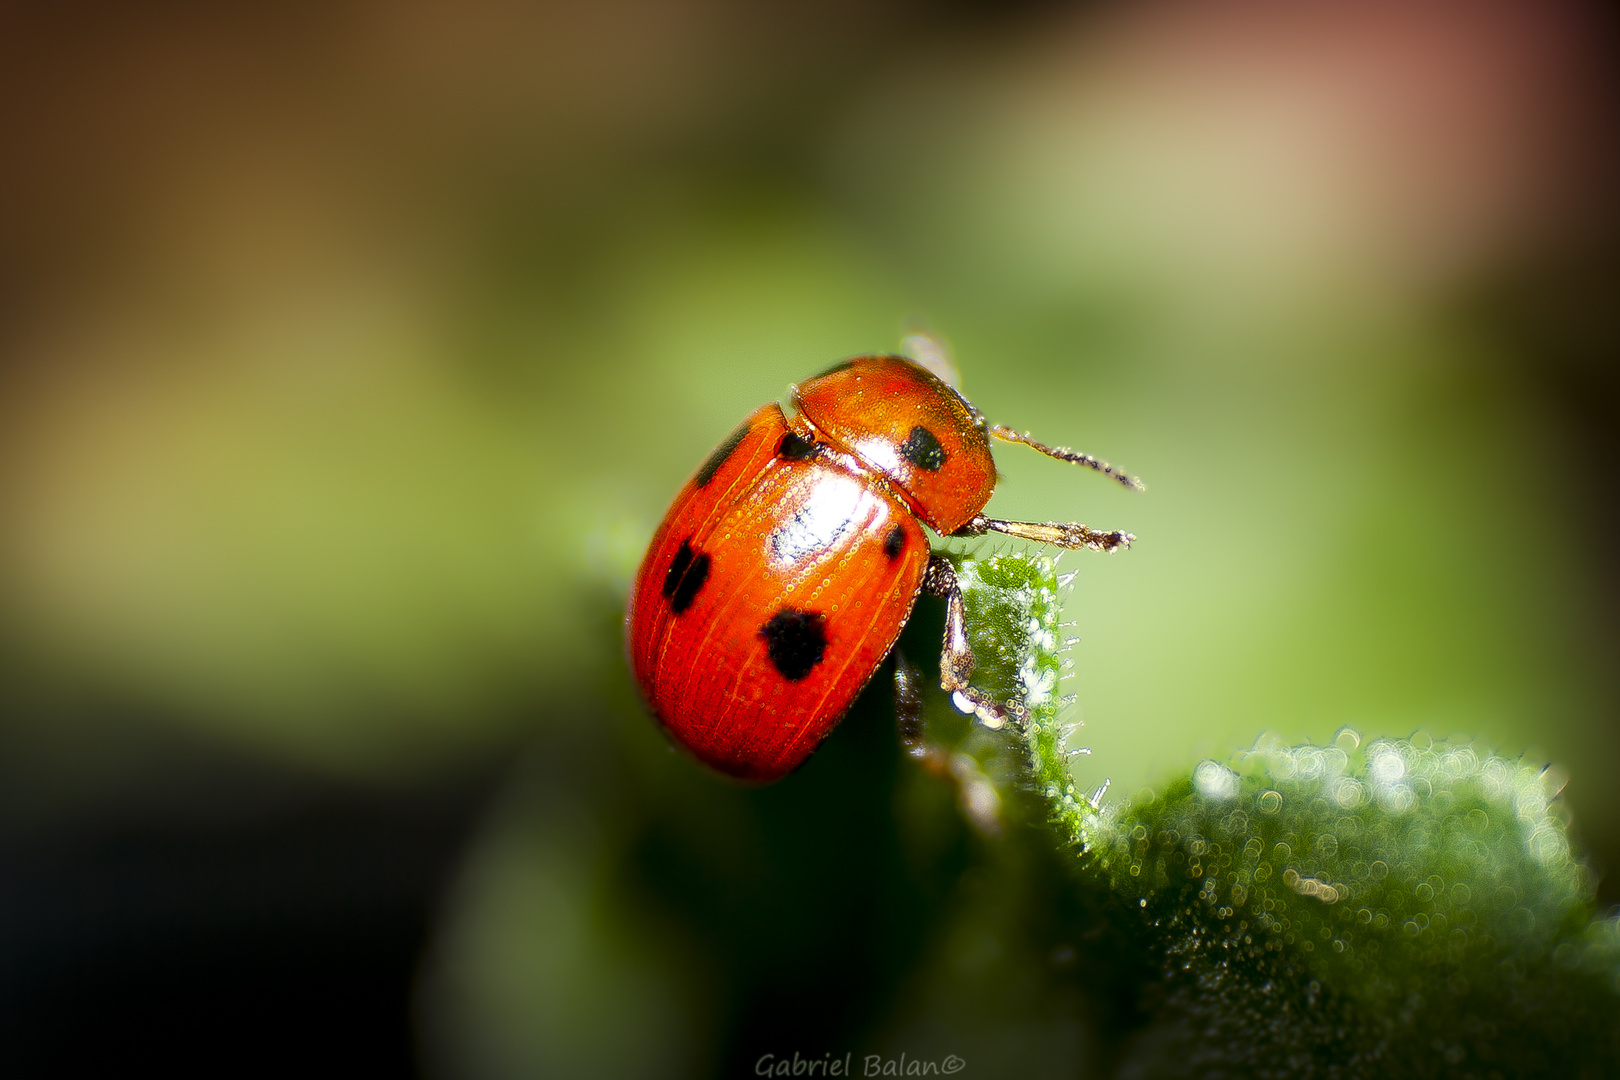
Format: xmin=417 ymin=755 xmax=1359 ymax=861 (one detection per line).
xmin=950 ymin=677 xmax=1028 ymax=732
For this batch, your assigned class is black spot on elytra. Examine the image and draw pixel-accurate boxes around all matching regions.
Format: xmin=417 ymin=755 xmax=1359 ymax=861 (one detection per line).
xmin=662 ymin=539 xmax=711 ymax=614
xmin=760 ymin=608 xmax=828 ymax=681
xmin=777 ymin=431 xmax=818 ymax=460
xmin=883 ymin=524 xmax=906 ymax=560
xmin=899 ymin=425 xmax=946 ymax=472
xmin=695 ymin=422 xmax=750 ymax=488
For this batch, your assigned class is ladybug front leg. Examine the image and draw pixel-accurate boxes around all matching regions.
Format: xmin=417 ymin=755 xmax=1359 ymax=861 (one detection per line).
xmin=922 ymin=554 xmax=1027 ymax=729
xmin=953 ymin=515 xmax=1135 ymax=553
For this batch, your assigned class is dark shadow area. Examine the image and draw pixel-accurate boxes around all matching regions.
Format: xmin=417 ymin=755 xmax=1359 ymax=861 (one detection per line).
xmin=0 ymin=746 xmax=492 ymax=1078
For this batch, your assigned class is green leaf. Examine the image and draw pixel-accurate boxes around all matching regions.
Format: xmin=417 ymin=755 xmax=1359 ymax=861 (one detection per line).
xmin=950 ymin=549 xmax=1620 ymax=1076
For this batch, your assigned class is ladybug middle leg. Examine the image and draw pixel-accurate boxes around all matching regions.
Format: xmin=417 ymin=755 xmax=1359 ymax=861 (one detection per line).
xmin=921 ymin=554 xmax=1029 ymax=729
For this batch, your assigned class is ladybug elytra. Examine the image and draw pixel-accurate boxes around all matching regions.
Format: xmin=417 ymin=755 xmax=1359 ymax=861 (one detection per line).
xmin=626 ymin=354 xmax=1138 ymax=782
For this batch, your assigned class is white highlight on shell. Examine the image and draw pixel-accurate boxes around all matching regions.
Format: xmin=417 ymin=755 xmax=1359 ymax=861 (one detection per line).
xmin=766 ymin=473 xmax=863 ymax=566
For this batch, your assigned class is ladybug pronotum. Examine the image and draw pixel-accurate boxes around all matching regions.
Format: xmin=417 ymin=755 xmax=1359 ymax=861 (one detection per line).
xmin=626 ymin=354 xmax=1138 ymax=782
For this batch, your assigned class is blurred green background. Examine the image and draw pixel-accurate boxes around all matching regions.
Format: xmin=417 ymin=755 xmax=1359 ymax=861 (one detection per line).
xmin=0 ymin=0 xmax=1617 ymax=1075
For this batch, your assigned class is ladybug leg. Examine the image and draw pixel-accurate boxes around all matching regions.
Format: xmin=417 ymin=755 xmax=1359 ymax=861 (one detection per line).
xmin=922 ymin=554 xmax=1027 ymax=730
xmin=892 ymin=646 xmax=927 ymax=753
xmin=954 ymin=515 xmax=1135 ymax=553
xmin=892 ymin=648 xmax=951 ymax=773
xmin=895 ymin=637 xmax=1006 ymax=835
xmin=989 ymin=425 xmax=1144 ymax=491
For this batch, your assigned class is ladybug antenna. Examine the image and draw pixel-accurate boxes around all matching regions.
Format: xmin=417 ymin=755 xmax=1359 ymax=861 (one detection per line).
xmin=990 ymin=425 xmax=1144 ymax=492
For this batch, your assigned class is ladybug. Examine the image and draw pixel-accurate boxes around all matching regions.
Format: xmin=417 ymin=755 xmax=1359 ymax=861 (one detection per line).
xmin=626 ymin=354 xmax=1139 ymax=782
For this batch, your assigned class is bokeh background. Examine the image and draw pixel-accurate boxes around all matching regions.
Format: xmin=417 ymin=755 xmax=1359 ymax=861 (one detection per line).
xmin=1 ymin=0 xmax=1617 ymax=1075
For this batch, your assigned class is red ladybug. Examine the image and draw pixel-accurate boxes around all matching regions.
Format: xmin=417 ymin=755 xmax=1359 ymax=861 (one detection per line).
xmin=626 ymin=354 xmax=1139 ymax=782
